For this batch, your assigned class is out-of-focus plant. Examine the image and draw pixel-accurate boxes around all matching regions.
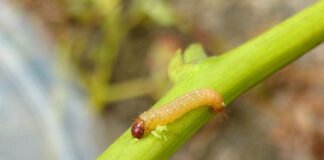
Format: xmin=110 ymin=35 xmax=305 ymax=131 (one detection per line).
xmin=58 ymin=0 xmax=179 ymax=111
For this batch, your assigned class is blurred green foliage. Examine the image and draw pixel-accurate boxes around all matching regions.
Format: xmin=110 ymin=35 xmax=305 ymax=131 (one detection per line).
xmin=59 ymin=0 xmax=178 ymax=111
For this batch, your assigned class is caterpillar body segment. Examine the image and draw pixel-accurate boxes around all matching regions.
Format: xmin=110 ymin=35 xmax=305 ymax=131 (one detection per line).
xmin=131 ymin=88 xmax=223 ymax=139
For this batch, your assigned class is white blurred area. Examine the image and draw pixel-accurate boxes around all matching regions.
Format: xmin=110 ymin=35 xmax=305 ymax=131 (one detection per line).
xmin=0 ymin=0 xmax=107 ymax=159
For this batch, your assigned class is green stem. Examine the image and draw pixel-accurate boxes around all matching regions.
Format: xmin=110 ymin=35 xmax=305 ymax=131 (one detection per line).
xmin=98 ymin=1 xmax=324 ymax=160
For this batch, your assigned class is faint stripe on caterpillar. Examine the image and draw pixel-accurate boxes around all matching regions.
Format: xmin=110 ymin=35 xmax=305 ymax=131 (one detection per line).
xmin=131 ymin=88 xmax=224 ymax=139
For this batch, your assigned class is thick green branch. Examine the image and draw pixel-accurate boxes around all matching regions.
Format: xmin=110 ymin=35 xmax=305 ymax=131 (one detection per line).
xmin=98 ymin=1 xmax=324 ymax=160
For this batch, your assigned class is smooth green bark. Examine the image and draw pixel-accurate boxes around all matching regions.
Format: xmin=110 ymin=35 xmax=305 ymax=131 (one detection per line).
xmin=98 ymin=1 xmax=324 ymax=160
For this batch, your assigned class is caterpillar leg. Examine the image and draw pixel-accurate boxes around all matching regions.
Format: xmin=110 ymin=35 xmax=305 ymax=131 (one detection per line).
xmin=151 ymin=125 xmax=168 ymax=141
xmin=130 ymin=138 xmax=140 ymax=144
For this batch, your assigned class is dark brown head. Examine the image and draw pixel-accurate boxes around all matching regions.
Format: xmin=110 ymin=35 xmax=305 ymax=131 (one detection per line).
xmin=131 ymin=118 xmax=145 ymax=139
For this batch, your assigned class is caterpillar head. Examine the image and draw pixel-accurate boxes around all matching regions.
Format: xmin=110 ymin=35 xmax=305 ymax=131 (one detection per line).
xmin=131 ymin=118 xmax=145 ymax=139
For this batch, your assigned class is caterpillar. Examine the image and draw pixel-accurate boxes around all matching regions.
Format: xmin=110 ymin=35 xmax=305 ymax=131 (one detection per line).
xmin=131 ymin=88 xmax=224 ymax=139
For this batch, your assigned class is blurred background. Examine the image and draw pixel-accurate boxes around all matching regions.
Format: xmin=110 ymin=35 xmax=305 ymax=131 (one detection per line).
xmin=0 ymin=0 xmax=323 ymax=159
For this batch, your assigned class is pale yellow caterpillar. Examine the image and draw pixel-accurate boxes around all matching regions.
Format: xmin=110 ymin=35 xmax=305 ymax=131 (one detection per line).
xmin=131 ymin=88 xmax=224 ymax=139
